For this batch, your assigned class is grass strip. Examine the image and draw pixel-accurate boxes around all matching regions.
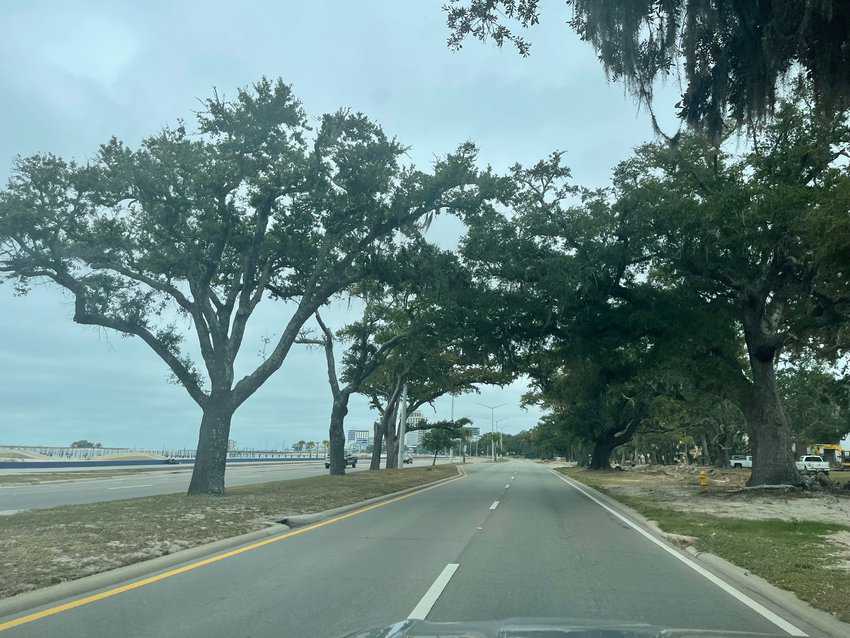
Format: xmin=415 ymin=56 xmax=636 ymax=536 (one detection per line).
xmin=0 ymin=464 xmax=457 ymax=599
xmin=0 ymin=468 xmax=189 ymax=485
xmin=558 ymin=467 xmax=850 ymax=623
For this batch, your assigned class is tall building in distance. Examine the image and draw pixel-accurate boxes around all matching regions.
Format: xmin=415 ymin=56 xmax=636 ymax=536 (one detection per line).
xmin=346 ymin=429 xmax=371 ymax=451
xmin=404 ymin=411 xmax=426 ymax=450
xmin=404 ymin=429 xmax=423 ymax=448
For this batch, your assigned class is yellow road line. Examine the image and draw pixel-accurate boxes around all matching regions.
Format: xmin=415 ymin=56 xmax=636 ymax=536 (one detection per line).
xmin=0 ymin=470 xmax=466 ymax=633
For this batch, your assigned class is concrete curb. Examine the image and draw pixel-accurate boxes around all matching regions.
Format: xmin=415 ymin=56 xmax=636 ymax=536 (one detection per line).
xmin=0 ymin=465 xmax=463 ymax=620
xmin=557 ymin=470 xmax=850 ymax=638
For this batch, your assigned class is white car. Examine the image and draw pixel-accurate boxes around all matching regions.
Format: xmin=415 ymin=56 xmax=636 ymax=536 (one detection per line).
xmin=796 ymin=455 xmax=830 ymax=475
xmin=729 ymin=454 xmax=752 ymax=469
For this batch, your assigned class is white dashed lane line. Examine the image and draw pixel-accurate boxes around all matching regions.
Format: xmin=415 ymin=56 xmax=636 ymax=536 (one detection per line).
xmin=408 ymin=563 xmax=460 ymax=620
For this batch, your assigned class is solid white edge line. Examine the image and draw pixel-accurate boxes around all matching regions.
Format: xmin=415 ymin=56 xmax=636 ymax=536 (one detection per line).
xmin=551 ymin=471 xmax=807 ymax=637
xmin=408 ymin=563 xmax=460 ymax=620
xmin=489 ymin=500 xmax=499 ymax=510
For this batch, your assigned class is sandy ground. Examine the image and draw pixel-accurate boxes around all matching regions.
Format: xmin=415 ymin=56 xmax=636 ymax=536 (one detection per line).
xmin=572 ymin=464 xmax=850 ymax=526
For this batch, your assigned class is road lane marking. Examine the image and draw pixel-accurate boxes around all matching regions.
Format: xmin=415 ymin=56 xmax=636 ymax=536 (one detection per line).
xmin=489 ymin=500 xmax=499 ymax=510
xmin=0 ymin=470 xmax=466 ymax=633
xmin=106 ymin=484 xmax=153 ymax=490
xmin=408 ymin=563 xmax=459 ymax=620
xmin=551 ymin=471 xmax=807 ymax=637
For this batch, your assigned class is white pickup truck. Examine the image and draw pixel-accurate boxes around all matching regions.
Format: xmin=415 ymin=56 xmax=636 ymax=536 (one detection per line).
xmin=796 ymin=455 xmax=830 ymax=475
xmin=729 ymin=454 xmax=752 ymax=469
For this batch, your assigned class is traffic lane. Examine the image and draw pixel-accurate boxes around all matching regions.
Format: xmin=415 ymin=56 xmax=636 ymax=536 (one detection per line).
xmin=1 ymin=463 xmax=504 ymax=638
xmin=429 ymin=463 xmax=783 ymax=635
xmin=0 ymin=457 xmax=451 ymax=511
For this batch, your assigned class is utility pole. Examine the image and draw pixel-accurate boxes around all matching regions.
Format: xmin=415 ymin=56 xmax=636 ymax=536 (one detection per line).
xmin=397 ymin=383 xmax=409 ymax=468
xmin=495 ymin=417 xmax=510 ymax=459
xmin=477 ymin=402 xmax=505 ymax=462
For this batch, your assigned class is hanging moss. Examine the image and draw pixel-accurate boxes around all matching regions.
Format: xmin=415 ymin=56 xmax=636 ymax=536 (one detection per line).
xmin=446 ymin=0 xmax=850 ymax=138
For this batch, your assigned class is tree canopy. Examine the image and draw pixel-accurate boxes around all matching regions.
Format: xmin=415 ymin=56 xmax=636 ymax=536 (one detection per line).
xmin=455 ymin=85 xmax=850 ymax=482
xmin=0 ymin=77 xmax=493 ymax=494
xmin=444 ymin=1 xmax=850 ymax=137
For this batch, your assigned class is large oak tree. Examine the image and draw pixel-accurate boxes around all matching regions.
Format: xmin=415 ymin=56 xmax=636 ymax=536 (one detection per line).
xmin=0 ymin=78 xmax=488 ymax=494
xmin=617 ymin=94 xmax=850 ymax=484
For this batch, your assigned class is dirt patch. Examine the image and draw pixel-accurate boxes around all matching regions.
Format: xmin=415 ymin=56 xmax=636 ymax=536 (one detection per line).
xmin=0 ymin=464 xmax=457 ymax=599
xmin=0 ymin=449 xmax=48 ymax=460
xmin=561 ymin=464 xmax=850 ymax=526
xmin=827 ymin=531 xmax=850 ymax=572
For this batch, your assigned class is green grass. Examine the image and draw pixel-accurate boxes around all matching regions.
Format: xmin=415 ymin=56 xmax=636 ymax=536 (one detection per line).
xmin=830 ymin=471 xmax=850 ymax=487
xmin=0 ymin=467 xmax=186 ymax=485
xmin=0 ymin=464 xmax=457 ymax=599
xmin=559 ymin=467 xmax=850 ymax=623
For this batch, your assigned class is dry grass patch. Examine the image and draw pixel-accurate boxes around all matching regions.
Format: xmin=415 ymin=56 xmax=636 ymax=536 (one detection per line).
xmin=0 ymin=464 xmax=456 ymax=599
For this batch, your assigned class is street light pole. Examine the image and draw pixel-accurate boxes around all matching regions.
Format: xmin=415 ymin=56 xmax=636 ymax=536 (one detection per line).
xmin=477 ymin=402 xmax=506 ymax=462
xmin=397 ymin=383 xmax=409 ymax=468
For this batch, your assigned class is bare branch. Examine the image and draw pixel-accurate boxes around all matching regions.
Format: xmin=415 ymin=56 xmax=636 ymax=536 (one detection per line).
xmin=53 ymin=272 xmax=208 ymax=407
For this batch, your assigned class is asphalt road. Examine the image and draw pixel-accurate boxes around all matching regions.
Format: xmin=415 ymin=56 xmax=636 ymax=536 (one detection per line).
xmin=0 ymin=460 xmax=810 ymax=638
xmin=0 ymin=458 xmax=450 ymax=511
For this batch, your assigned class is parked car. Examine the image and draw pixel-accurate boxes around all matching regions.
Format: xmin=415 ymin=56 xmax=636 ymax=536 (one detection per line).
xmin=729 ymin=454 xmax=752 ymax=469
xmin=325 ymin=454 xmax=357 ymax=469
xmin=796 ymin=455 xmax=830 ymax=475
xmin=163 ymin=457 xmax=180 ymax=465
xmin=403 ymin=453 xmax=413 ymax=464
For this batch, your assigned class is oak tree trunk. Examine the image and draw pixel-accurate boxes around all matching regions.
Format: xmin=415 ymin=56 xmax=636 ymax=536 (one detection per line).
xmin=370 ymin=420 xmax=384 ymax=471
xmin=385 ymin=428 xmax=399 ymax=468
xmin=383 ymin=403 xmax=399 ymax=469
xmin=745 ymin=351 xmax=799 ymax=486
xmin=188 ymin=396 xmax=234 ymax=495
xmin=327 ymin=396 xmax=349 ymax=476
xmin=589 ymin=438 xmax=615 ymax=470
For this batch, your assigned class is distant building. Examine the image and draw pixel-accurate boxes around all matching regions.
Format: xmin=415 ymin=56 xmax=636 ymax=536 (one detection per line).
xmin=227 ymin=439 xmax=237 ymax=451
xmin=347 ymin=429 xmax=370 ymax=450
xmin=404 ymin=411 xmax=426 ymax=450
xmin=407 ymin=410 xmax=425 ymax=429
xmin=405 ymin=429 xmax=423 ymax=448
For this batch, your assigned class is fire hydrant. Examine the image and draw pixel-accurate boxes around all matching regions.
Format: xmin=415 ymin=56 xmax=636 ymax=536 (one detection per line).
xmin=698 ymin=470 xmax=709 ymax=490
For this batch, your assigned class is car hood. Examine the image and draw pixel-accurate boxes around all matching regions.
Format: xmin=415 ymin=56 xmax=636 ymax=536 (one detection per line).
xmin=340 ymin=618 xmax=783 ymax=638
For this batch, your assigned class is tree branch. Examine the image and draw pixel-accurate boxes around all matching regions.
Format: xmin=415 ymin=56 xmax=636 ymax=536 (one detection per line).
xmin=312 ymin=311 xmax=341 ymax=400
xmin=57 ymin=273 xmax=208 ymax=407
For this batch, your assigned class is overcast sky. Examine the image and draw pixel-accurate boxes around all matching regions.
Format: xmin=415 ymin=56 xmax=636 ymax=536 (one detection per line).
xmin=0 ymin=0 xmax=681 ymax=450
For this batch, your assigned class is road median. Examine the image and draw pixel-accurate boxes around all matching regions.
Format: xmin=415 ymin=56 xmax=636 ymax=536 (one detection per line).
xmin=557 ymin=466 xmax=850 ymax=635
xmin=0 ymin=464 xmax=459 ymax=609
